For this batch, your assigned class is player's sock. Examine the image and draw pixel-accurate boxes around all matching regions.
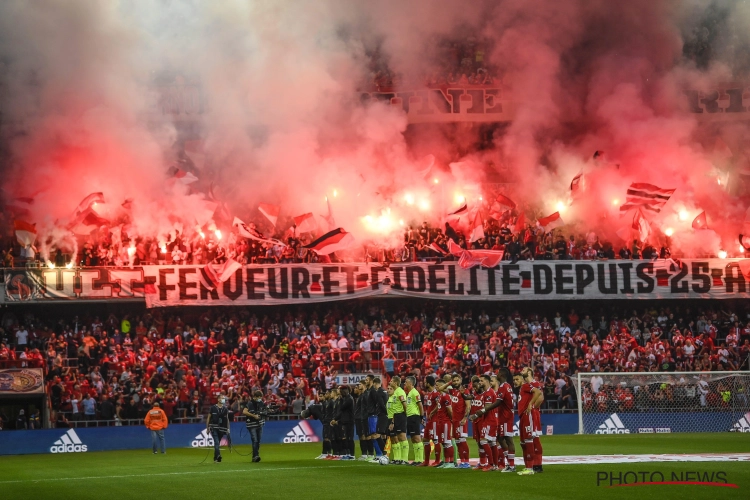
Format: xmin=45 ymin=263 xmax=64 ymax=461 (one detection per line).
xmin=457 ymin=440 xmax=470 ymax=463
xmin=508 ymin=453 xmax=515 ymax=467
xmin=450 ymin=439 xmax=457 ymax=463
xmin=443 ymin=443 xmax=454 ymax=463
xmin=414 ymin=441 xmax=424 ymax=463
xmin=324 ymin=440 xmax=331 ymax=455
xmin=522 ymin=442 xmax=534 ymax=468
xmin=491 ymin=444 xmax=500 ymax=465
xmin=395 ymin=441 xmax=405 ymax=461
xmin=349 ymin=438 xmax=356 ymax=457
xmin=377 ymin=437 xmax=386 ymax=455
xmin=422 ymin=442 xmax=432 ymax=465
xmin=499 ymin=450 xmax=507 ymax=468
xmin=373 ymin=438 xmax=382 ymax=456
xmin=478 ymin=445 xmax=487 ymax=466
xmin=481 ymin=443 xmax=495 ymax=466
xmin=433 ymin=443 xmax=442 ymax=463
xmin=532 ymin=437 xmax=543 ymax=466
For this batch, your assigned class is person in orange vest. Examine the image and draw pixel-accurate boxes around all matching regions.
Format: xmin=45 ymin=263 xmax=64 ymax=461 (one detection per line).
xmin=145 ymin=401 xmax=169 ymax=454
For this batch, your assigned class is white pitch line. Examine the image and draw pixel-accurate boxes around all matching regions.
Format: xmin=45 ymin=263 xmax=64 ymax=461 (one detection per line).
xmin=0 ymin=464 xmax=354 ymax=485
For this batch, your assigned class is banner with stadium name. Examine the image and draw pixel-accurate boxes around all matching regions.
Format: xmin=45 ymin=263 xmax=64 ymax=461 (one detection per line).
xmin=3 ymin=259 xmax=750 ymax=307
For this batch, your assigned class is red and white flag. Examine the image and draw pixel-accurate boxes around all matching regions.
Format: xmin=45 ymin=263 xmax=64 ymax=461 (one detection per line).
xmin=67 ymin=193 xmax=108 ymax=233
xmin=632 ymin=208 xmax=650 ymax=242
xmin=14 ymin=220 xmax=37 ymax=248
xmin=72 ymin=192 xmax=105 ymax=219
xmin=446 ymin=202 xmax=468 ymax=219
xmin=233 ymin=217 xmax=285 ymax=246
xmin=200 ymin=258 xmax=242 ymax=290
xmin=447 ymin=238 xmax=504 ymax=269
xmin=173 ymin=169 xmax=199 ymax=185
xmin=469 ymin=211 xmax=485 ymax=243
xmin=619 ymin=183 xmax=675 ymax=213
xmin=570 ymin=172 xmax=583 ymax=192
xmin=513 ymin=212 xmax=526 ymax=235
xmin=258 ymin=203 xmax=280 ymax=227
xmin=491 ymin=194 xmax=516 ymax=213
xmin=303 ymin=228 xmax=354 ymax=255
xmin=538 ymin=211 xmax=564 ymax=231
xmin=692 ymin=211 xmax=708 ymax=230
xmin=294 ymin=213 xmax=317 ymax=234
xmin=428 ymin=242 xmax=448 ymax=256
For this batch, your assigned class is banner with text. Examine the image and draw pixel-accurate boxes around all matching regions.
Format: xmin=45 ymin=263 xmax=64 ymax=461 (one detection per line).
xmin=4 ymin=260 xmax=750 ymax=307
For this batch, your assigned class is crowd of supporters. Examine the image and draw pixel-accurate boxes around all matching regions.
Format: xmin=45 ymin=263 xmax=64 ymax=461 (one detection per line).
xmin=1 ymin=298 xmax=748 ymax=430
xmin=0 ymin=207 xmax=685 ymax=270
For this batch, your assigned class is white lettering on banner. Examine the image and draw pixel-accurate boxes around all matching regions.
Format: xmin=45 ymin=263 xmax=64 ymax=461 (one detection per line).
xmin=4 ymin=259 xmax=750 ymax=307
xmin=334 ymin=373 xmax=379 ymax=386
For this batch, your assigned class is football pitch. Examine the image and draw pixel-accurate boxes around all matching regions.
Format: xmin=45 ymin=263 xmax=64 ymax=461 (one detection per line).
xmin=1 ymin=434 xmax=748 ymax=500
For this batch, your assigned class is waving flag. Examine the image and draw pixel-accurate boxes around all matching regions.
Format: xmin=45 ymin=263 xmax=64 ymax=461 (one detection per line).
xmin=692 ymin=211 xmax=708 ymax=230
xmin=538 ymin=211 xmax=564 ymax=231
xmin=294 ymin=213 xmax=317 ymax=233
xmin=446 ymin=203 xmax=468 ymax=219
xmin=570 ymin=172 xmax=583 ymax=192
xmin=447 ymin=238 xmax=503 ymax=269
xmin=619 ymin=183 xmax=675 ymax=213
xmin=513 ymin=212 xmax=526 ymax=235
xmin=491 ymin=194 xmax=516 ymax=213
xmin=303 ymin=228 xmax=354 ymax=255
xmin=200 ymin=258 xmax=242 ymax=290
xmin=173 ymin=169 xmax=199 ymax=185
xmin=258 ymin=203 xmax=280 ymax=227
xmin=14 ymin=220 xmax=37 ymax=248
xmin=71 ymin=193 xmax=104 ymax=219
xmin=469 ymin=211 xmax=485 ymax=243
xmin=428 ymin=242 xmax=448 ymax=256
xmin=233 ymin=217 xmax=286 ymax=246
xmin=67 ymin=193 xmax=109 ymax=233
xmin=632 ymin=209 xmax=650 ymax=242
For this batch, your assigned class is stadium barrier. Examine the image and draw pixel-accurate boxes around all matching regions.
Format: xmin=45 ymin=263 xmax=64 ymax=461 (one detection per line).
xmin=0 ymin=419 xmax=324 ymax=455
xmin=1 ymin=414 xmax=584 ymax=455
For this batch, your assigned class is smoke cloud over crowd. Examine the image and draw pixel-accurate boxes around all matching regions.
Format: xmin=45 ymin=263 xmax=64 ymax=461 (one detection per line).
xmin=1 ymin=0 xmax=750 ymax=259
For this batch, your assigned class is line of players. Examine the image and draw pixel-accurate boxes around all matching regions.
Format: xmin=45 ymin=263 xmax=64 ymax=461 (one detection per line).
xmin=310 ymin=367 xmax=545 ymax=475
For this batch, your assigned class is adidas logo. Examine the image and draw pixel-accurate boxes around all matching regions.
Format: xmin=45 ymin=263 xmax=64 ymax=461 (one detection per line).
xmin=50 ymin=429 xmax=88 ymax=453
xmin=283 ymin=421 xmax=319 ymax=443
xmin=731 ymin=415 xmax=750 ymax=433
xmin=596 ymin=413 xmax=630 ymax=434
xmin=191 ymin=429 xmax=215 ymax=448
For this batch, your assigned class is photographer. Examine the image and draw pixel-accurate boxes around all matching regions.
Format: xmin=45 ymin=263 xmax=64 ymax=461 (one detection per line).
xmin=206 ymin=395 xmax=230 ymax=463
xmin=242 ymin=391 xmax=268 ymax=462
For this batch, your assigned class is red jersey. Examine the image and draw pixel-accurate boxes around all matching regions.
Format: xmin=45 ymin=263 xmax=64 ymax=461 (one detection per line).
xmin=436 ymin=392 xmax=452 ymax=423
xmin=518 ymin=382 xmax=536 ymax=414
xmin=469 ymin=389 xmax=484 ymax=417
xmin=495 ymin=382 xmax=514 ymax=422
xmin=424 ymin=389 xmax=441 ymax=422
xmin=449 ymin=387 xmax=467 ymax=423
xmin=480 ymin=388 xmax=498 ymax=426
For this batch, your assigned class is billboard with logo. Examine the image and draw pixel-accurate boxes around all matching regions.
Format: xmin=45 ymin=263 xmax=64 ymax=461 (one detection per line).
xmin=0 ymin=419 xmax=324 ymax=455
xmin=583 ymin=411 xmax=748 ymax=434
xmin=0 ymin=368 xmax=44 ymax=394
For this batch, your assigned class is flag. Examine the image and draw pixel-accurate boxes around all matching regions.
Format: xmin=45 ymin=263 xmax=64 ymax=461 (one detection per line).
xmin=632 ymin=209 xmax=650 ymax=242
xmin=14 ymin=220 xmax=36 ymax=247
xmin=199 ymin=258 xmax=242 ymax=290
xmin=323 ymin=198 xmax=335 ymax=230
xmin=692 ymin=211 xmax=708 ymax=230
xmin=428 ymin=242 xmax=448 ymax=256
xmin=446 ymin=203 xmax=468 ymax=218
xmin=5 ymin=197 xmax=33 ymax=217
xmin=293 ymin=213 xmax=317 ymax=233
xmin=538 ymin=211 xmax=564 ymax=231
xmin=469 ymin=211 xmax=485 ymax=243
xmin=513 ymin=212 xmax=526 ymax=235
xmin=619 ymin=183 xmax=675 ymax=213
xmin=258 ymin=203 xmax=280 ymax=227
xmin=570 ymin=172 xmax=583 ymax=192
xmin=303 ymin=228 xmax=355 ymax=255
xmin=491 ymin=194 xmax=516 ymax=213
xmin=233 ymin=217 xmax=286 ymax=246
xmin=67 ymin=193 xmax=108 ymax=233
xmin=71 ymin=193 xmax=105 ymax=220
xmin=173 ymin=169 xmax=199 ymax=185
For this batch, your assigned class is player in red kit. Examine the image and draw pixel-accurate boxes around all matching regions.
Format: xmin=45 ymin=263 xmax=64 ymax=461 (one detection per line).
xmin=467 ymin=376 xmax=487 ymax=469
xmin=437 ymin=373 xmax=472 ymax=469
xmin=483 ymin=368 xmax=517 ymax=472
xmin=419 ymin=375 xmax=441 ymax=467
xmin=514 ymin=367 xmax=544 ymax=475
xmin=433 ymin=380 xmax=455 ymax=468
xmin=469 ymin=374 xmax=499 ymax=471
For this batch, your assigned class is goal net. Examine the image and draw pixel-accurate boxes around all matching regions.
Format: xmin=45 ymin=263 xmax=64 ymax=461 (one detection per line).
xmin=576 ymin=371 xmax=750 ymax=434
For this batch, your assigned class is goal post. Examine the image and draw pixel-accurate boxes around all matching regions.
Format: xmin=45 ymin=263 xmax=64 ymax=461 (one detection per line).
xmin=576 ymin=371 xmax=750 ymax=434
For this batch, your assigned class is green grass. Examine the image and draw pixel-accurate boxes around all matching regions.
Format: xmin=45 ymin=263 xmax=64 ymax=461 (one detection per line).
xmin=0 ymin=434 xmax=749 ymax=500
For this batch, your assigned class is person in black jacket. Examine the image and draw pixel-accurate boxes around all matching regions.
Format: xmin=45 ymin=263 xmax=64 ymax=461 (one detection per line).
xmin=331 ymin=385 xmax=354 ymax=459
xmin=363 ymin=375 xmax=381 ymax=459
xmin=242 ymin=391 xmax=268 ymax=462
xmin=300 ymin=400 xmax=327 ymax=459
xmin=322 ymin=391 xmax=335 ymax=458
xmin=353 ymin=383 xmax=370 ymax=460
xmin=371 ymin=377 xmax=389 ymax=461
